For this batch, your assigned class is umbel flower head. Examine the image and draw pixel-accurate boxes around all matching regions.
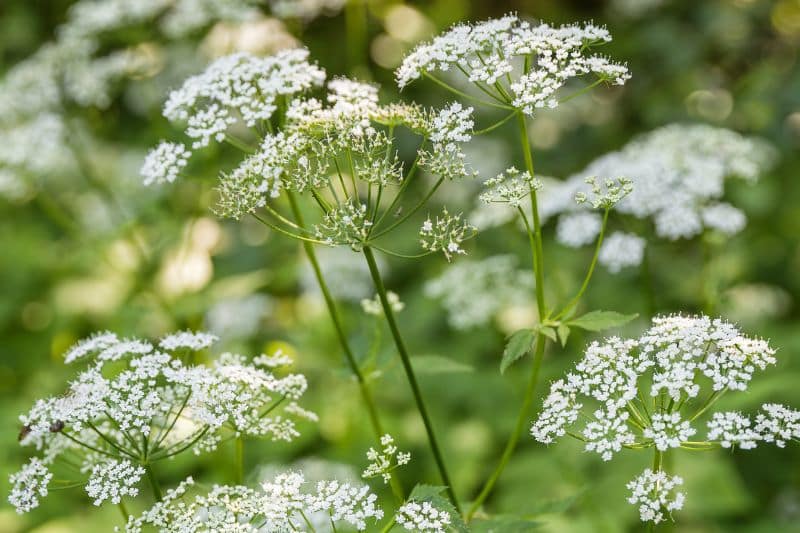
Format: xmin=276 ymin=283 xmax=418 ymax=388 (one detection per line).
xmin=148 ymin=49 xmax=478 ymax=260
xmin=396 ymin=14 xmax=629 ymax=116
xmin=531 ymin=314 xmax=799 ymax=524
xmin=125 ymin=472 xmax=385 ymax=532
xmin=8 ymin=331 xmax=314 ymax=514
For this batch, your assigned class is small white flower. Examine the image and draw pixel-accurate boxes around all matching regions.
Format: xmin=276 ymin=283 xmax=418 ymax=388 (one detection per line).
xmin=395 ymin=500 xmax=452 ymax=533
xmin=598 ymin=232 xmax=645 ymax=273
xmin=362 ymin=434 xmax=410 ymax=484
xmin=8 ymin=458 xmax=52 ymax=514
xmin=85 ymin=459 xmax=145 ymax=506
xmin=361 ymin=291 xmax=404 ymax=316
xmin=419 ymin=208 xmax=476 ymax=261
xmin=701 ymin=202 xmax=746 ymax=236
xmin=140 ymin=141 xmax=190 ymax=186
xmin=556 ymin=212 xmax=602 ymax=248
xmin=480 ymin=167 xmax=541 ymax=208
xmin=643 ymin=412 xmax=695 ymax=451
xmin=626 ymin=469 xmax=684 ymax=524
xmin=159 ymin=330 xmax=218 ymax=351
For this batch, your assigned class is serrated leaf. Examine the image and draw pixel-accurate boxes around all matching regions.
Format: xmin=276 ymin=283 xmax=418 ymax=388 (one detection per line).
xmin=407 ymin=485 xmax=467 ymax=532
xmin=412 ymin=355 xmax=474 ymax=375
xmin=556 ymin=324 xmax=570 ymax=347
xmin=470 ymin=516 xmax=541 ymax=532
xmin=568 ymin=310 xmax=637 ymax=332
xmin=539 ymin=326 xmax=557 ymax=343
xmin=500 ymin=328 xmax=535 ymax=374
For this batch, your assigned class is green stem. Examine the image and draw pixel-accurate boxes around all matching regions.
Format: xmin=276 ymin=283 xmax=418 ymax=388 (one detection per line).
xmin=117 ymin=500 xmax=129 ymax=522
xmin=473 ymin=111 xmax=517 ymax=135
xmin=286 ymin=192 xmax=404 ymax=501
xmin=145 ymin=464 xmax=163 ymax=502
xmin=516 ymin=112 xmax=546 ymax=318
xmin=466 ymin=111 xmax=550 ymax=520
xmin=465 ymin=334 xmax=546 ymax=521
xmin=423 ymin=72 xmax=514 ymax=110
xmin=380 ymin=518 xmax=397 ymax=533
xmin=235 ymin=436 xmax=244 ymax=484
xmin=362 ymin=245 xmax=458 ymax=510
xmin=555 ymin=208 xmax=610 ymax=320
xmin=345 ymin=0 xmax=367 ymax=73
xmin=371 ymin=177 xmax=444 ymax=239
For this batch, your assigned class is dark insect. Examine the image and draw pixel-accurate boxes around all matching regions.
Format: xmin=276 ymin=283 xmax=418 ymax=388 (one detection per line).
xmin=49 ymin=421 xmax=65 ymax=433
xmin=18 ymin=425 xmax=31 ymax=441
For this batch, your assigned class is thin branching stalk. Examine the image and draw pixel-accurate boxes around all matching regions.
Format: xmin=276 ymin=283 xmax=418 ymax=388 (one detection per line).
xmin=362 ymin=245 xmax=459 ymax=510
xmin=556 ymin=208 xmax=610 ymax=320
xmin=235 ymin=436 xmax=244 ymax=485
xmin=466 ymin=112 xmax=549 ymax=520
xmin=145 ymin=464 xmax=163 ymax=502
xmin=285 ymin=191 xmax=404 ymax=501
xmin=466 ymin=333 xmax=546 ymax=521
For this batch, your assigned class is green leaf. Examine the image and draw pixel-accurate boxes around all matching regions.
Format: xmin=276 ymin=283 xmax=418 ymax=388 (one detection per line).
xmin=470 ymin=516 xmax=541 ymax=532
xmin=500 ymin=328 xmax=535 ymax=374
xmin=539 ymin=326 xmax=557 ymax=343
xmin=568 ymin=310 xmax=637 ymax=332
xmin=408 ymin=485 xmax=467 ymax=532
xmin=556 ymin=324 xmax=570 ymax=347
xmin=412 ymin=355 xmax=474 ymax=375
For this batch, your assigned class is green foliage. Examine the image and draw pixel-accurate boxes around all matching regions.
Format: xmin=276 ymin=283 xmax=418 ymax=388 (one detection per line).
xmin=500 ymin=328 xmax=536 ymax=374
xmin=567 ymin=310 xmax=638 ymax=332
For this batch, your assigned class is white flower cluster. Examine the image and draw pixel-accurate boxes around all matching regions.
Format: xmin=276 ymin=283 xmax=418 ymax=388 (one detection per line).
xmin=531 ymin=314 xmax=797 ymax=523
xmin=9 ymin=330 xmax=312 ymax=514
xmin=361 ymin=291 xmax=404 ymax=316
xmin=315 ymin=202 xmax=373 ymax=249
xmin=626 ymin=469 xmax=685 ymax=524
xmin=85 ymin=459 xmax=145 ymax=506
xmin=480 ymin=167 xmax=541 ymax=208
xmin=126 ymin=471 xmax=384 ymax=532
xmin=420 ymin=209 xmax=476 ymax=261
xmin=597 ymin=232 xmax=645 ymax=273
xmin=395 ymin=501 xmax=452 ymax=533
xmin=269 ymin=0 xmax=346 ymax=22
xmin=162 ymin=49 xmax=324 ymax=150
xmin=141 ymin=141 xmax=190 ymax=186
xmin=540 ymin=125 xmax=775 ymax=263
xmin=362 ymin=434 xmax=411 ymax=484
xmin=556 ymin=212 xmax=602 ymax=248
xmin=8 ymin=458 xmax=52 ymax=514
xmin=155 ymin=51 xmax=475 ymax=225
xmin=419 ymin=103 xmax=477 ymax=180
xmin=424 ymin=254 xmax=533 ymax=329
xmin=396 ymin=15 xmax=629 ymax=116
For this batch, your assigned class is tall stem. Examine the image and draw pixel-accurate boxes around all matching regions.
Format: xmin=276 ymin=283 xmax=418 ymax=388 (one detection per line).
xmin=235 ymin=436 xmax=244 ymax=485
xmin=466 ymin=112 xmax=550 ymax=519
xmin=465 ymin=334 xmax=545 ymax=521
xmin=517 ymin=112 xmax=546 ymax=317
xmin=345 ymin=0 xmax=367 ymax=73
xmin=286 ymin=193 xmax=403 ymax=501
xmin=145 ymin=464 xmax=163 ymax=502
xmin=362 ymin=245 xmax=458 ymax=510
xmin=117 ymin=501 xmax=129 ymax=522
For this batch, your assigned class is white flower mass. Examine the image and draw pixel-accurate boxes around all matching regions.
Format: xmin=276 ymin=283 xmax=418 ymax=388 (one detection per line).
xmin=396 ymin=15 xmax=629 ymax=117
xmin=531 ymin=314 xmax=798 ymax=523
xmin=125 ymin=471 xmax=384 ymax=532
xmin=8 ymin=330 xmax=314 ymax=514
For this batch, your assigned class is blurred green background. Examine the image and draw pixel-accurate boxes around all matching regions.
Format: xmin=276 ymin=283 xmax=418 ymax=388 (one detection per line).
xmin=1 ymin=0 xmax=800 ymax=531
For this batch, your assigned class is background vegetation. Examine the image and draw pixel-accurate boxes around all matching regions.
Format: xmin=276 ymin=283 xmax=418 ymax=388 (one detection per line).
xmin=1 ymin=0 xmax=799 ymax=531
